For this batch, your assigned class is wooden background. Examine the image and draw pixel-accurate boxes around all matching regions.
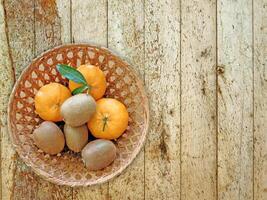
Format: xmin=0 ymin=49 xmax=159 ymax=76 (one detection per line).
xmin=0 ymin=0 xmax=266 ymax=199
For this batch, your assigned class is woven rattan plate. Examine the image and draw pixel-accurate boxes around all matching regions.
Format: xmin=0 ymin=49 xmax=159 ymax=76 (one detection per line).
xmin=8 ymin=44 xmax=149 ymax=187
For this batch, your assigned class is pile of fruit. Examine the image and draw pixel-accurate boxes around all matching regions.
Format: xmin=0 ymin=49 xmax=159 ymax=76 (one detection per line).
xmin=33 ymin=64 xmax=129 ymax=171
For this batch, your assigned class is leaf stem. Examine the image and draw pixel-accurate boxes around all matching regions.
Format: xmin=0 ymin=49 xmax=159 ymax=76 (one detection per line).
xmin=86 ymin=85 xmax=91 ymax=95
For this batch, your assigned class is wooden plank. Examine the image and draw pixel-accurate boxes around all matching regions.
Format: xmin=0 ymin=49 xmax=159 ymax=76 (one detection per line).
xmin=71 ymin=0 xmax=108 ymax=199
xmin=108 ymin=1 xmax=145 ymax=199
xmin=2 ymin=0 xmax=73 ymax=199
xmin=72 ymin=0 xmax=107 ymax=46
xmin=180 ymin=0 xmax=217 ymax=199
xmin=0 ymin=1 xmax=15 ymax=199
xmin=144 ymin=0 xmax=181 ymax=199
xmin=217 ymin=0 xmax=253 ymax=199
xmin=4 ymin=0 xmax=35 ymax=78
xmin=35 ymin=0 xmax=71 ymax=54
xmin=56 ymin=0 xmax=72 ymax=45
xmin=2 ymin=0 xmax=72 ymax=199
xmin=73 ymin=186 xmax=108 ymax=200
xmin=1 ymin=1 xmax=39 ymax=199
xmin=34 ymin=0 xmax=72 ymax=199
xmin=254 ymin=0 xmax=267 ymax=199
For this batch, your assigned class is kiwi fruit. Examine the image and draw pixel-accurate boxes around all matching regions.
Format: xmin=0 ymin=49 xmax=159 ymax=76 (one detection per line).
xmin=81 ymin=139 xmax=117 ymax=170
xmin=33 ymin=121 xmax=65 ymax=155
xmin=60 ymin=94 xmax=96 ymax=127
xmin=64 ymin=124 xmax=88 ymax=152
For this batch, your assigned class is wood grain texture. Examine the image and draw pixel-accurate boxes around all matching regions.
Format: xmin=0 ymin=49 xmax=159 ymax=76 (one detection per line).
xmin=73 ymin=186 xmax=108 ymax=200
xmin=108 ymin=0 xmax=145 ymax=199
xmin=72 ymin=0 xmax=107 ymax=46
xmin=254 ymin=0 xmax=267 ymax=199
xmin=181 ymin=0 xmax=217 ymax=199
xmin=34 ymin=0 xmax=72 ymax=199
xmin=144 ymin=0 xmax=181 ymax=199
xmin=1 ymin=0 xmax=38 ymax=199
xmin=2 ymin=1 xmax=73 ymax=199
xmin=56 ymin=0 xmax=71 ymax=45
xmin=35 ymin=0 xmax=71 ymax=51
xmin=3 ymin=0 xmax=35 ymax=78
xmin=217 ymin=0 xmax=253 ymax=199
xmin=0 ymin=1 xmax=14 ymax=199
xmin=71 ymin=0 xmax=108 ymax=199
xmin=35 ymin=0 xmax=61 ymax=54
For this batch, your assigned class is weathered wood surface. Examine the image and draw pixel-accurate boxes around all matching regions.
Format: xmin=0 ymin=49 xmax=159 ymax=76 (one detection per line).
xmin=72 ymin=1 xmax=109 ymax=199
xmin=181 ymin=0 xmax=217 ymax=199
xmin=1 ymin=1 xmax=37 ymax=199
xmin=144 ymin=0 xmax=181 ymax=199
xmin=34 ymin=0 xmax=73 ymax=199
xmin=217 ymin=0 xmax=253 ymax=199
xmin=108 ymin=1 xmax=145 ymax=199
xmin=254 ymin=0 xmax=267 ymax=199
xmin=0 ymin=0 xmax=266 ymax=199
xmin=0 ymin=1 xmax=15 ymax=199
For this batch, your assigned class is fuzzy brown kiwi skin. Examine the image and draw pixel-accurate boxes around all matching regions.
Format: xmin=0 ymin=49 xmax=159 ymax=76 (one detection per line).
xmin=81 ymin=139 xmax=117 ymax=171
xmin=60 ymin=94 xmax=96 ymax=127
xmin=64 ymin=124 xmax=88 ymax=153
xmin=33 ymin=121 xmax=65 ymax=155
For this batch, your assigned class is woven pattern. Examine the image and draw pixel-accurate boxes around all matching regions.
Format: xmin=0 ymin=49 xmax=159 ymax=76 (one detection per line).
xmin=8 ymin=44 xmax=149 ymax=187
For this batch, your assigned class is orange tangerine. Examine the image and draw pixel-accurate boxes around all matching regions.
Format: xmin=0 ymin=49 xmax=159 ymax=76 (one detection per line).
xmin=34 ymin=82 xmax=71 ymax=121
xmin=88 ymin=98 xmax=129 ymax=140
xmin=69 ymin=64 xmax=106 ymax=100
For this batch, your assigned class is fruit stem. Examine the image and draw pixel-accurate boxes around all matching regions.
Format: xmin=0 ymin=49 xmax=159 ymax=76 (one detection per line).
xmin=102 ymin=116 xmax=108 ymax=132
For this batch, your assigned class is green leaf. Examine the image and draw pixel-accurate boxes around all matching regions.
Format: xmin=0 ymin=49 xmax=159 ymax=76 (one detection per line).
xmin=56 ymin=64 xmax=87 ymax=85
xmin=72 ymin=85 xmax=89 ymax=95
